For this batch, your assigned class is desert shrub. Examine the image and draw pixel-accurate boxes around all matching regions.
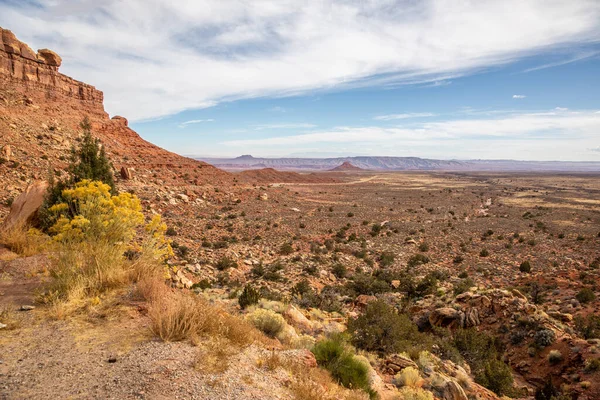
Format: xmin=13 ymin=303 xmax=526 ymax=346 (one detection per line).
xmin=379 ymin=251 xmax=395 ymax=267
xmin=533 ymin=329 xmax=555 ymax=348
xmin=453 ymin=277 xmax=474 ymax=295
xmin=311 ymin=334 xmax=374 ymax=397
xmin=332 ymin=263 xmax=347 ymax=279
xmin=576 ymin=288 xmax=596 ymax=304
xmin=397 ymin=387 xmax=433 ymax=400
xmin=477 ymin=358 xmax=514 ymax=396
xmin=548 ymin=350 xmax=562 ymax=364
xmin=345 ymin=273 xmax=390 ymax=296
xmin=584 ymin=358 xmax=600 ymax=372
xmin=39 ymin=118 xmax=116 ymax=230
xmin=479 ymin=248 xmax=489 ymax=257
xmin=519 ymin=260 xmax=532 ymax=273
xmin=453 ymin=255 xmax=464 ymax=264
xmin=453 ymin=329 xmax=513 ymax=395
xmin=215 ymin=256 xmax=237 ymax=270
xmin=418 ymin=243 xmax=429 ymax=252
xmin=348 ymin=300 xmax=428 ymax=355
xmin=280 ymin=242 xmax=294 ymax=255
xmin=575 ymin=314 xmax=600 ymax=339
xmin=407 ymin=254 xmax=430 ymax=269
xmin=165 ymin=227 xmax=177 ymax=236
xmin=246 ymin=309 xmax=285 ymax=338
xmin=41 ymin=180 xmax=170 ymax=304
xmin=239 ymin=284 xmax=261 ymax=309
xmin=393 ymin=366 xmax=422 ymax=388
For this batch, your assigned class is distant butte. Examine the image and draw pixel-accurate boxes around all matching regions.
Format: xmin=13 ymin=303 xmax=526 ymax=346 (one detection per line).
xmin=329 ymin=161 xmax=364 ymax=172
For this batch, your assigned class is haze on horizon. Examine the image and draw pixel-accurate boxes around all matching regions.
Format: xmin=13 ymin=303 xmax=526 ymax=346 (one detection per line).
xmin=1 ymin=0 xmax=599 ymax=161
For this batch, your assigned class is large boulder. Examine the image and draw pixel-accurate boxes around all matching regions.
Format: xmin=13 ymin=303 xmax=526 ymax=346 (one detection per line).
xmin=37 ymin=49 xmax=62 ymax=67
xmin=1 ymin=181 xmax=48 ymax=230
xmin=429 ymin=307 xmax=465 ymax=328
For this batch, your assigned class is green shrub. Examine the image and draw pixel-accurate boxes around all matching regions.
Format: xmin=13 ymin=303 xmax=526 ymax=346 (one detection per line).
xmin=348 ymin=300 xmax=428 ymax=355
xmin=379 ymin=251 xmax=395 ymax=267
xmin=215 ymin=256 xmax=237 ymax=271
xmin=519 ymin=260 xmax=532 ymax=273
xmin=279 ymin=242 xmax=294 ymax=255
xmin=407 ymin=254 xmax=430 ymax=269
xmin=311 ymin=335 xmax=374 ymax=397
xmin=331 ymin=263 xmax=347 ymax=279
xmin=239 ymin=284 xmax=260 ymax=309
xmin=453 ymin=329 xmax=513 ymax=396
xmin=534 ymin=329 xmax=555 ymax=348
xmin=576 ymin=288 xmax=596 ymax=304
xmin=575 ymin=314 xmax=600 ymax=339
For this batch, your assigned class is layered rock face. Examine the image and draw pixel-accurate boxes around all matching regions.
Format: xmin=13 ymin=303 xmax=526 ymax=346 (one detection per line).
xmin=0 ymin=27 xmax=232 ymax=219
xmin=0 ymin=28 xmax=104 ymax=110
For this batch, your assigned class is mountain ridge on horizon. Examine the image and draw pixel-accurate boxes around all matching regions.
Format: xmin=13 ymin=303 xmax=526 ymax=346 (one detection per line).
xmin=197 ymin=154 xmax=600 ymax=172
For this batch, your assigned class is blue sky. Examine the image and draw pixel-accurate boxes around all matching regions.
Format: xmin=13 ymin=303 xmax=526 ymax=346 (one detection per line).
xmin=1 ymin=0 xmax=599 ymax=160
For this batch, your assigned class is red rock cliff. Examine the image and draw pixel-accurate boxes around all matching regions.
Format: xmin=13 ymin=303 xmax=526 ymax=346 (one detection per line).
xmin=0 ymin=28 xmax=104 ymax=113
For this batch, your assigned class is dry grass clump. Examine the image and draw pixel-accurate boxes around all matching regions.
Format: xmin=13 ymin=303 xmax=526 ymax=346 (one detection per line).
xmin=148 ymin=287 xmax=262 ymax=346
xmin=287 ymin=363 xmax=369 ymax=400
xmin=398 ymin=387 xmax=434 ymax=400
xmin=0 ymin=305 xmax=21 ymax=330
xmin=246 ymin=308 xmax=286 ymax=338
xmin=0 ymin=224 xmax=48 ymax=256
xmin=393 ymin=366 xmax=423 ymax=388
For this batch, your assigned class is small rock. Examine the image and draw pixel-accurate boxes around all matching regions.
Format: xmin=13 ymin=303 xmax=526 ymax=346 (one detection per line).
xmin=0 ymin=323 xmax=7 ymax=329
xmin=108 ymin=356 xmax=117 ymax=363
xmin=20 ymin=305 xmax=35 ymax=311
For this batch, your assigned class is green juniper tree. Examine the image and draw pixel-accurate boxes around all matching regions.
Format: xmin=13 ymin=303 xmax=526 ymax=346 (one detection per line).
xmin=39 ymin=116 xmax=116 ymax=230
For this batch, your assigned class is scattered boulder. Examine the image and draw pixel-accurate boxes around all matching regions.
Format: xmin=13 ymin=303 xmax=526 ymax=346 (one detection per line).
xmin=2 ymin=144 xmax=13 ymax=162
xmin=429 ymin=307 xmax=464 ymax=328
xmin=1 ymin=181 xmax=49 ymax=231
xmin=120 ymin=166 xmax=134 ymax=180
xmin=111 ymin=115 xmax=128 ymax=127
xmin=383 ymin=353 xmax=419 ymax=374
xmin=36 ymin=49 xmax=62 ymax=67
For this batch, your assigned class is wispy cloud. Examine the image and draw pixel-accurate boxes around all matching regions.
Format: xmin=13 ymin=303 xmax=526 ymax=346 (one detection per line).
xmin=178 ymin=119 xmax=214 ymax=128
xmin=2 ymin=1 xmax=599 ymax=121
xmin=267 ymin=106 xmax=286 ymax=113
xmin=522 ymin=50 xmax=599 ymax=73
xmin=374 ymin=113 xmax=436 ymax=121
xmin=222 ymin=109 xmax=600 ymax=160
xmin=512 ymin=94 xmax=526 ymax=99
xmin=253 ymin=123 xmax=316 ymax=130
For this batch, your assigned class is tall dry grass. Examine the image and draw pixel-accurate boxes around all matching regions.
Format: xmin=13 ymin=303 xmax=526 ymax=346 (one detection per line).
xmin=0 ymin=223 xmax=48 ymax=256
xmin=148 ymin=286 xmax=261 ymax=346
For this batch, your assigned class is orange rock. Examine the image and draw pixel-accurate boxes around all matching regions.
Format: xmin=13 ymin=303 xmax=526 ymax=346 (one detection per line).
xmin=1 ymin=181 xmax=49 ymax=230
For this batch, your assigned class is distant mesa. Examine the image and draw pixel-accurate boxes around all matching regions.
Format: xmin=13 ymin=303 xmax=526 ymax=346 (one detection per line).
xmin=329 ymin=161 xmax=364 ymax=172
xmin=235 ymin=154 xmax=256 ymax=160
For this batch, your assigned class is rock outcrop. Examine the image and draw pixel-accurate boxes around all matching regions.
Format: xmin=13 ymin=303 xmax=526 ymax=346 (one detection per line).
xmin=0 ymin=28 xmax=104 ymax=108
xmin=1 ymin=181 xmax=48 ymax=230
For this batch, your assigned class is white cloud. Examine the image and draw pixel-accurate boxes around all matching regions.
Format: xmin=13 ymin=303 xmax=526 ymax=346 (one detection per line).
xmin=555 ymin=107 xmax=568 ymax=111
xmin=374 ymin=113 xmax=436 ymax=121
xmin=222 ymin=109 xmax=600 ymax=160
xmin=178 ymin=119 xmax=214 ymax=128
xmin=1 ymin=1 xmax=599 ymax=121
xmin=253 ymin=123 xmax=316 ymax=130
xmin=267 ymin=106 xmax=286 ymax=113
xmin=513 ymin=94 xmax=527 ymax=99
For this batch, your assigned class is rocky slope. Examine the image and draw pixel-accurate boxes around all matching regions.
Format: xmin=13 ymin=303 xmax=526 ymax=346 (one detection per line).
xmin=0 ymin=27 xmax=234 ymax=218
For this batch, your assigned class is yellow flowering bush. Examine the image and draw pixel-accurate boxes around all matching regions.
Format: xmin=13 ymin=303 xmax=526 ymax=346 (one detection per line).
xmin=49 ymin=180 xmax=144 ymax=244
xmin=43 ymin=180 xmax=172 ymax=305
